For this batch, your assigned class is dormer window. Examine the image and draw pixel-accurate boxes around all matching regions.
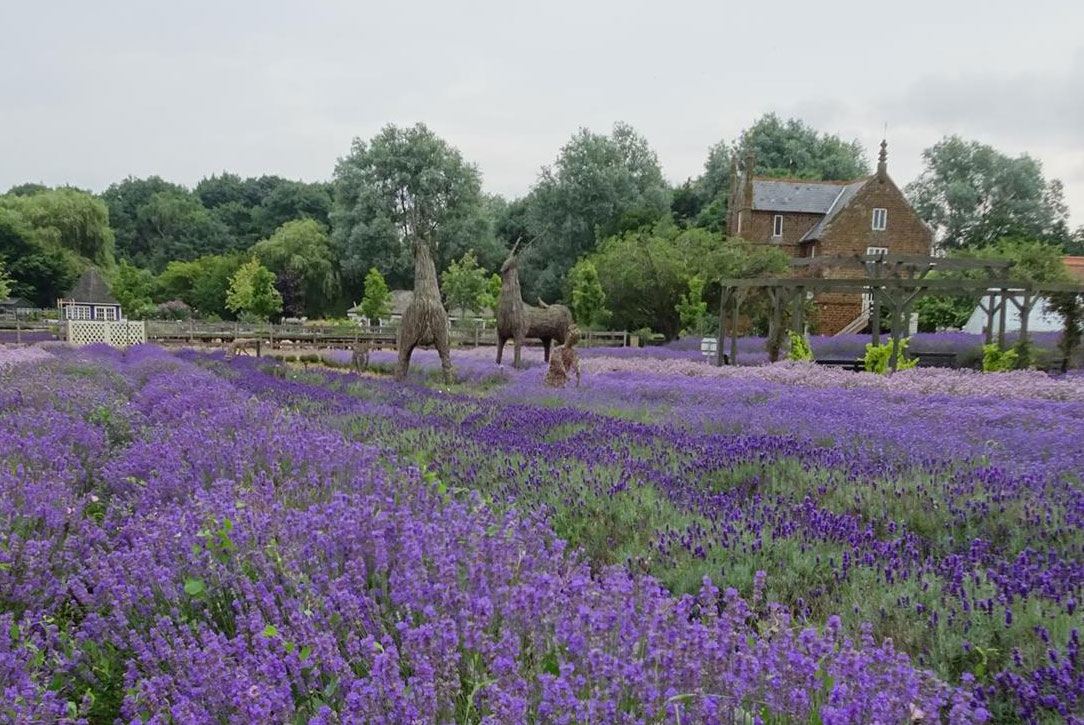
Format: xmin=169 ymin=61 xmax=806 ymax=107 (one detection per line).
xmin=772 ymin=214 xmax=783 ymax=238
xmin=872 ymin=208 xmax=888 ymax=231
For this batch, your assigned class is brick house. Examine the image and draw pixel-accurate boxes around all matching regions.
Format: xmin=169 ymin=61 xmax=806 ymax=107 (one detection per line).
xmin=725 ymin=141 xmax=933 ymax=334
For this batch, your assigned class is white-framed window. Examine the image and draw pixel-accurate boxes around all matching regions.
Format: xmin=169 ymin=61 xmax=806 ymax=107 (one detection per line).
xmin=872 ymin=208 xmax=888 ymax=231
xmin=94 ymin=306 xmax=118 ymax=321
xmin=866 ymin=246 xmax=888 ymax=258
xmin=772 ymin=214 xmax=783 ymax=238
xmin=66 ymin=304 xmax=91 ymax=321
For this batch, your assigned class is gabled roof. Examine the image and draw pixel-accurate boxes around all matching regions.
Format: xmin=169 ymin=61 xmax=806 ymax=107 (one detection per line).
xmin=0 ymin=296 xmax=33 ymax=309
xmin=800 ymin=180 xmax=869 ymax=242
xmin=751 ymin=178 xmax=859 ymax=214
xmin=66 ymin=269 xmax=119 ymax=305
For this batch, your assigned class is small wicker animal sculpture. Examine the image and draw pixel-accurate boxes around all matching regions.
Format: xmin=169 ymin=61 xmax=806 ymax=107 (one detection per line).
xmin=543 ymin=326 xmax=581 ymax=388
xmin=396 ymin=239 xmax=453 ymax=383
xmin=351 ymin=340 xmax=371 ymax=373
xmin=227 ymin=338 xmax=259 ymax=358
xmin=496 ymin=239 xmax=573 ymax=368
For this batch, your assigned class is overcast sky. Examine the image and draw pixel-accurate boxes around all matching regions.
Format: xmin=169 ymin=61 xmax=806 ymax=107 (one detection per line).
xmin=2 ymin=0 xmax=1082 ymax=225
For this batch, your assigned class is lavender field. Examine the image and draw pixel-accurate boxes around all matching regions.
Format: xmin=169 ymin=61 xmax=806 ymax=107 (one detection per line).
xmin=3 ymin=343 xmax=1084 ymax=723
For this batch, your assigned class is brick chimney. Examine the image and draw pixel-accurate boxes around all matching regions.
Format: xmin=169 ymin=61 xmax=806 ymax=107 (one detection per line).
xmin=877 ymin=139 xmax=887 ymax=183
xmin=725 ymin=156 xmax=739 ymax=235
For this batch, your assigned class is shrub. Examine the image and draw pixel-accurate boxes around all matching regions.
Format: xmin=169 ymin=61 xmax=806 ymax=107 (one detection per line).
xmin=787 ymin=331 xmax=814 ymax=361
xmin=983 ymin=344 xmax=1020 ymax=372
xmin=864 ymin=339 xmax=918 ymax=374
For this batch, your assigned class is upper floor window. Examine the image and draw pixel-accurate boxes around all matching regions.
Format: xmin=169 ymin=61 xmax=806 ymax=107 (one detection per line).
xmin=772 ymin=214 xmax=783 ymax=238
xmin=872 ymin=208 xmax=888 ymax=231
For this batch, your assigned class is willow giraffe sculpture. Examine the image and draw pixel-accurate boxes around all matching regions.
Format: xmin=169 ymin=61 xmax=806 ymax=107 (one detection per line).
xmin=396 ymin=239 xmax=453 ymax=383
xmin=496 ymin=238 xmax=573 ymax=368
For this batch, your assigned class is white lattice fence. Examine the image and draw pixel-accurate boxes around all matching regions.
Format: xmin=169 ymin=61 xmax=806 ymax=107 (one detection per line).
xmin=67 ymin=321 xmax=147 ymax=348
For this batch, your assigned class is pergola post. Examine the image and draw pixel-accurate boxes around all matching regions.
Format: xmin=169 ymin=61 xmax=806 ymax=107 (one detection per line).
xmin=984 ymin=292 xmax=996 ymax=346
xmin=997 ymin=288 xmax=1008 ymax=350
xmin=870 ymin=282 xmax=881 ymax=346
xmin=715 ymin=286 xmax=732 ymax=367
xmin=767 ymin=287 xmax=785 ymax=362
xmin=729 ymin=289 xmax=747 ymax=366
xmin=792 ymin=286 xmax=805 ymax=335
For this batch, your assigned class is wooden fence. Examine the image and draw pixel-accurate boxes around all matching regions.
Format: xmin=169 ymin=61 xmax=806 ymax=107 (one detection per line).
xmin=142 ymin=321 xmax=629 ymax=350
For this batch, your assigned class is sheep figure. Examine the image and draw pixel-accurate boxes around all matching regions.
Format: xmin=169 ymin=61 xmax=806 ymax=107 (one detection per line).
xmin=496 ymin=239 xmax=573 ymax=368
xmin=227 ymin=338 xmax=259 ymax=358
xmin=396 ymin=239 xmax=453 ymax=383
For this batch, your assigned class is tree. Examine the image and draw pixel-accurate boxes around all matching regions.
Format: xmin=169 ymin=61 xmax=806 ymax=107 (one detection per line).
xmin=906 ymin=136 xmax=1070 ymax=250
xmin=0 ymin=201 xmax=85 ymax=307
xmin=914 ymin=237 xmax=1071 ymax=330
xmin=589 ymin=223 xmax=788 ymax=339
xmin=522 ymin=122 xmax=671 ymax=301
xmin=358 ymin=267 xmax=392 ymax=324
xmin=736 ymin=114 xmax=869 ymax=181
xmin=6 ymin=183 xmax=48 ymax=197
xmin=0 ymin=188 xmax=115 ymax=268
xmin=479 ymin=272 xmax=502 ymax=316
xmin=0 ymin=258 xmax=11 ymax=300
xmin=686 ymin=115 xmax=870 ymax=232
xmin=568 ymin=258 xmax=611 ymax=328
xmin=441 ymin=250 xmax=489 ymax=317
xmin=252 ymin=180 xmax=333 ymax=241
xmin=158 ymin=254 xmax=243 ymax=319
xmin=104 ymin=177 xmax=237 ymax=270
xmin=676 ymin=276 xmax=709 ymax=335
xmin=109 ymin=261 xmax=156 ymax=317
xmin=331 ymin=123 xmax=491 ymax=291
xmin=251 ymin=219 xmax=340 ymax=318
xmin=226 ymin=258 xmax=282 ymax=321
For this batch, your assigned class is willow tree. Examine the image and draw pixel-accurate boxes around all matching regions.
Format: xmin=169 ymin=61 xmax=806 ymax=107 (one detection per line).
xmin=332 ymin=124 xmax=482 ymax=382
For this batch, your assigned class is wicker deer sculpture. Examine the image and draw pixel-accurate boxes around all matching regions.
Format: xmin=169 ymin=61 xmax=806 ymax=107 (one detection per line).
xmin=396 ymin=239 xmax=453 ymax=383
xmin=496 ymin=238 xmax=573 ymax=368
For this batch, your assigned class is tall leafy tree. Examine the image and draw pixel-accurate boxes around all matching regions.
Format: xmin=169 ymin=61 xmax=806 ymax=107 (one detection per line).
xmin=226 ymin=258 xmax=282 ymax=321
xmin=109 ymin=261 xmax=157 ymax=316
xmin=157 ymin=254 xmax=243 ymax=318
xmin=252 ymin=180 xmax=333 ymax=241
xmin=441 ymin=250 xmax=489 ymax=316
xmin=0 ymin=258 xmax=11 ymax=300
xmin=1 ymin=188 xmax=115 ymax=268
xmin=0 ymin=206 xmax=82 ymax=307
xmin=589 ymin=223 xmax=788 ymax=339
xmin=567 ymin=258 xmax=610 ymax=328
xmin=358 ymin=267 xmax=392 ymax=324
xmin=676 ymin=276 xmax=709 ymax=335
xmin=331 ymin=123 xmax=491 ymax=291
xmin=523 ymin=122 xmax=670 ymax=301
xmin=736 ymin=114 xmax=869 ymax=181
xmin=251 ymin=219 xmax=340 ymax=318
xmin=104 ymin=178 xmax=235 ymax=270
xmin=906 ymin=136 xmax=1071 ymax=250
xmin=684 ymin=115 xmax=869 ymax=230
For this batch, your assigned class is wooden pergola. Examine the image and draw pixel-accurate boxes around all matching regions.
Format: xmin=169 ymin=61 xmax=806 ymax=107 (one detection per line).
xmin=714 ymin=254 xmax=1084 ymax=370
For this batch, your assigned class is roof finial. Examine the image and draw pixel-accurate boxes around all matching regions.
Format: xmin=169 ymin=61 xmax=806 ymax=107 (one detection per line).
xmin=877 ymin=136 xmax=888 ymax=182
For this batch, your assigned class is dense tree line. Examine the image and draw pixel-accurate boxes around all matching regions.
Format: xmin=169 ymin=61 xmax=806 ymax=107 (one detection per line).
xmin=1 ymin=114 xmax=1079 ymax=335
